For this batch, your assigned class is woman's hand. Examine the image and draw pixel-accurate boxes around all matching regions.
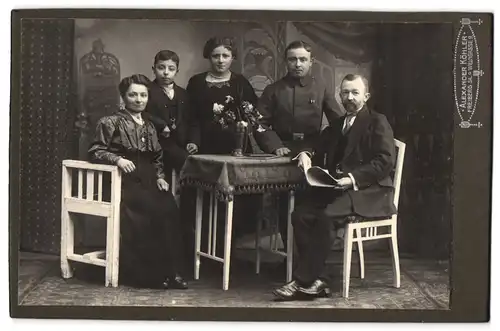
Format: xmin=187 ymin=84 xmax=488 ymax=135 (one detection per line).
xmin=117 ymin=158 xmax=136 ymax=173
xmin=186 ymin=143 xmax=198 ymax=154
xmin=157 ymin=178 xmax=170 ymax=192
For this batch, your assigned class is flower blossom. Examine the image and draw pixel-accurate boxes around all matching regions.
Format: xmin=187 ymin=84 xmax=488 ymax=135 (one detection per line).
xmin=237 ymin=121 xmax=249 ymax=128
xmin=213 ymin=103 xmax=224 ymax=114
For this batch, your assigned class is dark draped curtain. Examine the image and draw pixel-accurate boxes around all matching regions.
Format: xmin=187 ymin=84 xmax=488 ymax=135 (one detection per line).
xmin=19 ymin=19 xmax=77 ymax=254
xmin=292 ymin=22 xmax=377 ymax=64
xmin=370 ymin=23 xmax=454 ymax=260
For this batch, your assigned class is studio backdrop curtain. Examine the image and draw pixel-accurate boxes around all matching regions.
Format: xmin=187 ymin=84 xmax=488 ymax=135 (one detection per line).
xmin=292 ymin=22 xmax=377 ymax=64
xmin=370 ymin=23 xmax=454 ymax=260
xmin=19 ymin=19 xmax=77 ymax=254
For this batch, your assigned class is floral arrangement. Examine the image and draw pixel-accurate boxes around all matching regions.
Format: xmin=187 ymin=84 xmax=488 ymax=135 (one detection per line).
xmin=212 ymin=95 xmax=266 ymax=132
xmin=213 ymin=95 xmax=267 ymax=156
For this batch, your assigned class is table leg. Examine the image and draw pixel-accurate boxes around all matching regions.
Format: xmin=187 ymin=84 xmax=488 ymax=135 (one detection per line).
xmin=255 ymin=217 xmax=262 ymax=275
xmin=194 ymin=188 xmax=203 ymax=280
xmin=212 ymin=197 xmax=218 ymax=256
xmin=208 ymin=193 xmax=213 ymax=255
xmin=286 ymin=190 xmax=295 ymax=282
xmin=223 ymin=199 xmax=234 ymax=290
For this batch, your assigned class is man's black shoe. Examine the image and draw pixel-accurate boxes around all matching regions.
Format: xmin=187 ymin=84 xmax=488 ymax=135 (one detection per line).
xmin=298 ymin=279 xmax=331 ymax=297
xmin=272 ymin=280 xmax=315 ymax=301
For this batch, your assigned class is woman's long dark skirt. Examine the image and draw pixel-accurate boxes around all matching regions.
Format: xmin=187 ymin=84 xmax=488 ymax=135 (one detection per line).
xmin=118 ymin=179 xmax=185 ymax=288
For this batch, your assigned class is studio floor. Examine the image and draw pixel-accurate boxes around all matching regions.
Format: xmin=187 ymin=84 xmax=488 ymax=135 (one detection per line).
xmin=17 ymin=246 xmax=450 ymax=309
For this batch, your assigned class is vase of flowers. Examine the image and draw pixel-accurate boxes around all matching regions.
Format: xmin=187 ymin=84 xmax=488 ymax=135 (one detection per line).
xmin=232 ymin=121 xmax=248 ymax=157
xmin=212 ymin=95 xmax=266 ymax=156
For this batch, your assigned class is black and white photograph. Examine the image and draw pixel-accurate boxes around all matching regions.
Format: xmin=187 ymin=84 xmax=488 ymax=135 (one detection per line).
xmin=8 ymin=6 xmax=492 ymax=323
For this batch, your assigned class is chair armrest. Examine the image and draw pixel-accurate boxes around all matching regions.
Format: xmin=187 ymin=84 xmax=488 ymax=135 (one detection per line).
xmin=62 ymin=160 xmax=118 ymax=173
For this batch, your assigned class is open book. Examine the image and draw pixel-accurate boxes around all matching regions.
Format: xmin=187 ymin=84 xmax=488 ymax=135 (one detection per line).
xmin=302 ymin=162 xmax=340 ymax=188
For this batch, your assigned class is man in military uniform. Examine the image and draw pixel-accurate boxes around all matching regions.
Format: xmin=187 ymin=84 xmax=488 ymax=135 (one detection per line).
xmin=255 ymin=40 xmax=343 ymax=261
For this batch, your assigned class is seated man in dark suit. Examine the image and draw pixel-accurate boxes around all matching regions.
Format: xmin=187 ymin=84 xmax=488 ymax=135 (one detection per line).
xmin=272 ymin=74 xmax=397 ymax=300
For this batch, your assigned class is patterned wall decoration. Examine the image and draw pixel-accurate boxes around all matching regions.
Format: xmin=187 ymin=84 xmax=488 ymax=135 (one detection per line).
xmin=76 ymin=38 xmax=121 ymax=160
xmin=19 ymin=19 xmax=77 ymax=254
xmin=276 ymin=21 xmax=288 ymax=80
xmin=241 ymin=23 xmax=278 ymax=97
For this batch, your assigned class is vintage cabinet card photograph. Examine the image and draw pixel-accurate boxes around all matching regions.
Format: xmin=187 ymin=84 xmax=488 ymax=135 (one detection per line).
xmin=7 ymin=5 xmax=493 ymax=324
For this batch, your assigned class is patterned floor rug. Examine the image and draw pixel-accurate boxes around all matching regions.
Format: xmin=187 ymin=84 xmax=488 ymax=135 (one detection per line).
xmin=18 ymin=251 xmax=450 ymax=309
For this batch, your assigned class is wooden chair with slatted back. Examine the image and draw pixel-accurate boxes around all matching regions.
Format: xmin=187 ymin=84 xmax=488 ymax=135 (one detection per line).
xmin=60 ymin=160 xmax=177 ymax=287
xmin=342 ymin=138 xmax=406 ymax=298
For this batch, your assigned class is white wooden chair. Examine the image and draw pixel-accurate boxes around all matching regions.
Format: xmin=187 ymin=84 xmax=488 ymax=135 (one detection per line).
xmin=60 ymin=160 xmax=178 ymax=287
xmin=60 ymin=160 xmax=122 ymax=287
xmin=342 ymin=138 xmax=406 ymax=298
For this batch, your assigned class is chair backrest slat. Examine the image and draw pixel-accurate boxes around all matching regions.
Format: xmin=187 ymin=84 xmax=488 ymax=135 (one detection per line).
xmin=62 ymin=160 xmax=120 ymax=204
xmin=62 ymin=161 xmax=175 ymax=205
xmin=77 ymin=170 xmax=83 ymax=199
xmin=392 ymin=139 xmax=406 ymax=209
xmin=97 ymin=172 xmax=103 ymax=202
xmin=86 ymin=170 xmax=95 ymax=201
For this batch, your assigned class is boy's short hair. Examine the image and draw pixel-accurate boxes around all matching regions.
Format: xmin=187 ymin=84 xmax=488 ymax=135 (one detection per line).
xmin=153 ymin=50 xmax=180 ymax=68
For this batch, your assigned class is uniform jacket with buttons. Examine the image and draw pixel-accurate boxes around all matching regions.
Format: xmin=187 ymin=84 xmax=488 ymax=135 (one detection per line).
xmin=255 ymin=73 xmax=343 ymax=155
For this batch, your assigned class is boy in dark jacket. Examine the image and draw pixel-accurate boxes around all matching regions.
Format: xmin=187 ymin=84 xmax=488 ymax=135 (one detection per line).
xmin=144 ymin=50 xmax=199 ymax=272
xmin=145 ymin=49 xmax=198 ymax=173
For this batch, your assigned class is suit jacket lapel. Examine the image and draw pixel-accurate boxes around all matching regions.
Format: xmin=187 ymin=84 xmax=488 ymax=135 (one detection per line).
xmin=325 ymin=117 xmax=344 ymax=167
xmin=343 ymin=106 xmax=371 ymax=160
xmin=150 ymin=80 xmax=166 ymax=113
xmin=173 ymin=84 xmax=183 ymax=124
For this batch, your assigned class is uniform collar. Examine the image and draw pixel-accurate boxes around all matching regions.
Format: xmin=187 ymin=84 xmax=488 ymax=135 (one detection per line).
xmin=284 ymin=72 xmax=314 ymax=87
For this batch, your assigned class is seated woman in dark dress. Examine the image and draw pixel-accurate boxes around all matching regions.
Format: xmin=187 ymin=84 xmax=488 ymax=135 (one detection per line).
xmin=88 ymin=74 xmax=188 ymax=290
xmin=186 ymin=36 xmax=263 ymax=255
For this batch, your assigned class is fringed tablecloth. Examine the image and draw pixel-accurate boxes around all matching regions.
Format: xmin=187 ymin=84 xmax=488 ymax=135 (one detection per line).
xmin=179 ymin=154 xmax=307 ymax=201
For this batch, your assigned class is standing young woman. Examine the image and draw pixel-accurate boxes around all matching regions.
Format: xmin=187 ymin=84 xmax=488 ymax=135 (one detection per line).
xmin=186 ymin=36 xmax=262 ymax=254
